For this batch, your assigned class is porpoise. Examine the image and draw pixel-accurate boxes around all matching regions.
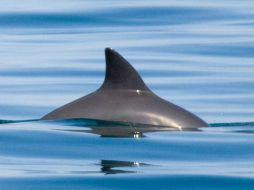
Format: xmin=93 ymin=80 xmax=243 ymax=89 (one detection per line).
xmin=42 ymin=48 xmax=208 ymax=130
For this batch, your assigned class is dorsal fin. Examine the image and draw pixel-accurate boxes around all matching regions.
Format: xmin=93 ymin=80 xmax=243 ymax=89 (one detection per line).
xmin=100 ymin=48 xmax=150 ymax=91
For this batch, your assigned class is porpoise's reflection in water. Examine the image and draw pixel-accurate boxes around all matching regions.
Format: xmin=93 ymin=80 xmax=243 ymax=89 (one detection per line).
xmin=47 ymin=118 xmax=200 ymax=138
xmin=99 ymin=160 xmax=149 ymax=174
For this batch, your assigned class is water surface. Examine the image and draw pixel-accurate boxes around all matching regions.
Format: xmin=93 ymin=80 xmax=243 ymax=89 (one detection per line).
xmin=0 ymin=0 xmax=254 ymax=189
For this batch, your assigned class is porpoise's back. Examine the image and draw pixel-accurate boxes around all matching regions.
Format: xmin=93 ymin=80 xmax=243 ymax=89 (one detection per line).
xmin=42 ymin=48 xmax=208 ymax=129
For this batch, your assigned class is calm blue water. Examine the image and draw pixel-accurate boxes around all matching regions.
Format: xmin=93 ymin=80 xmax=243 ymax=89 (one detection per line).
xmin=1 ymin=1 xmax=254 ymax=189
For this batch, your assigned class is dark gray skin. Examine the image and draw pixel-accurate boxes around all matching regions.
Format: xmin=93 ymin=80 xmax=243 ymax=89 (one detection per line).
xmin=42 ymin=48 xmax=208 ymax=130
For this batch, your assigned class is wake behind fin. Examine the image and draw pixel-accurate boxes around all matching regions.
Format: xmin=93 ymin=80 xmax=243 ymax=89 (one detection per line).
xmin=100 ymin=48 xmax=150 ymax=91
